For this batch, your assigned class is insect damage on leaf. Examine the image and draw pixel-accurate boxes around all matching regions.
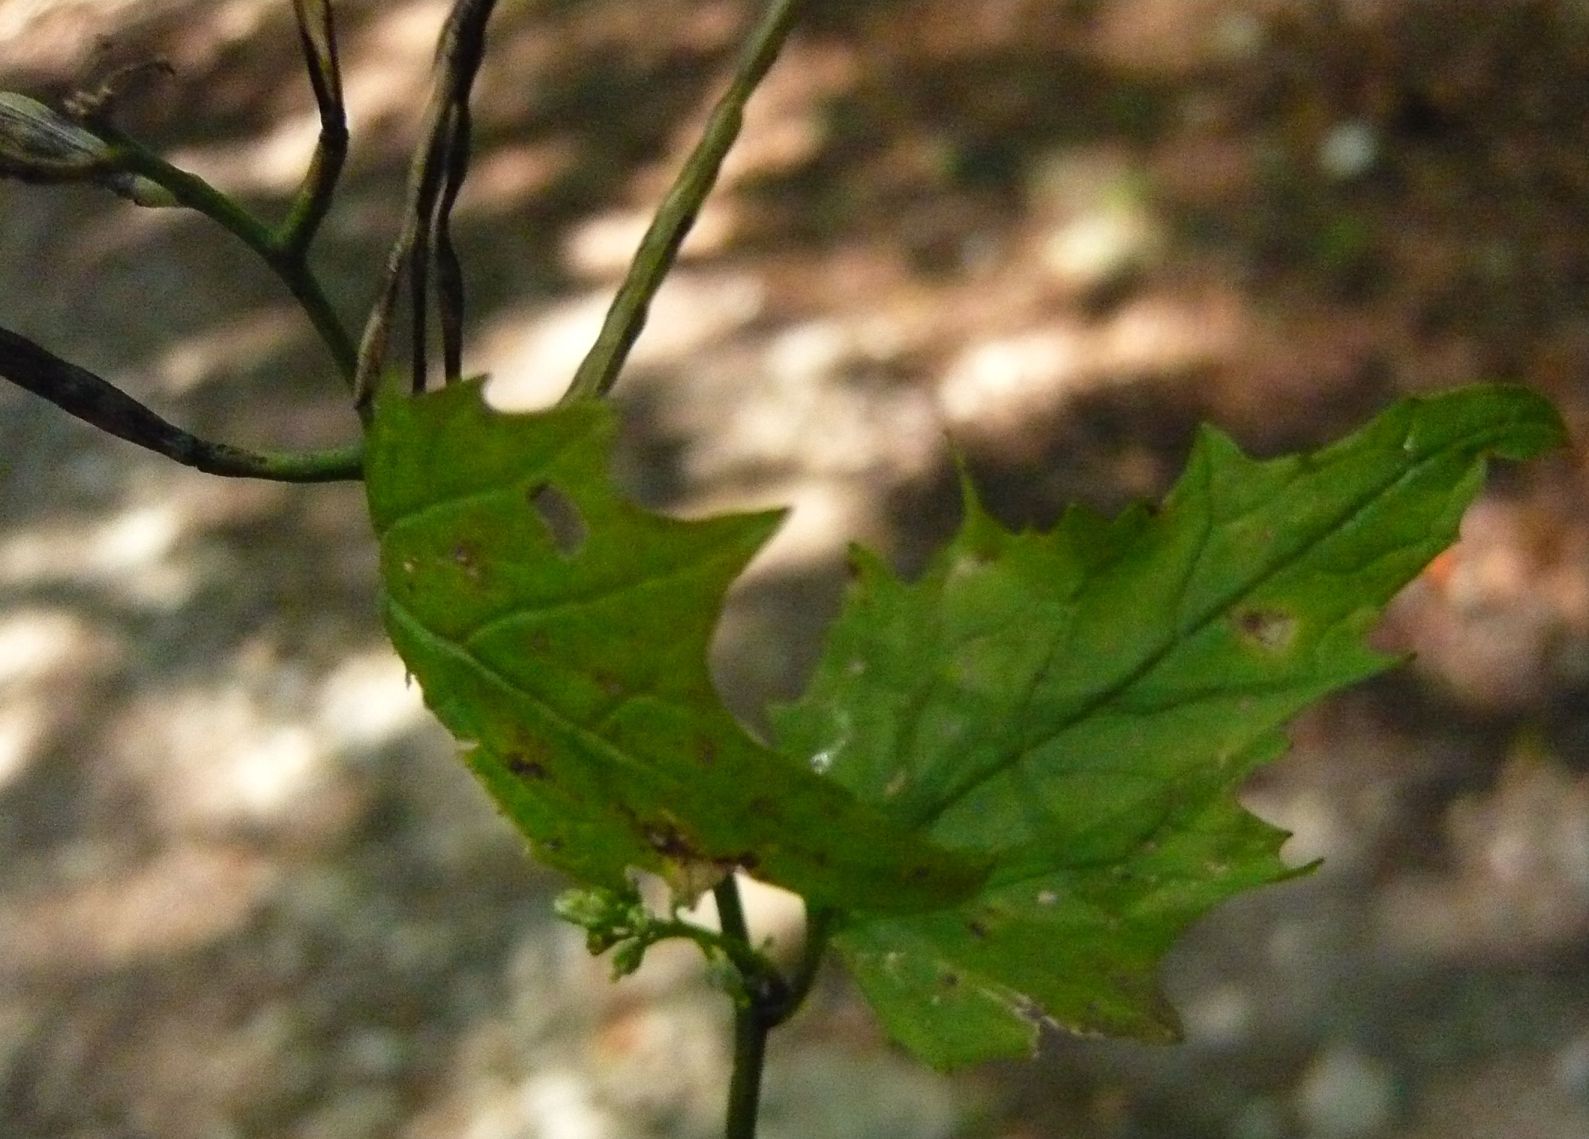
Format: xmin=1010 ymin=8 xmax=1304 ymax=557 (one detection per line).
xmin=1232 ymin=606 xmax=1300 ymax=654
xmin=363 ymin=379 xmax=985 ymax=916
xmin=773 ymin=384 xmax=1566 ymax=1069
xmin=527 ymin=482 xmax=588 ymax=557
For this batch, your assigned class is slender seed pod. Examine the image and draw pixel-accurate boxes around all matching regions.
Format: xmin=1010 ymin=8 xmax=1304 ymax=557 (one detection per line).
xmin=0 ymin=92 xmax=106 ymax=178
xmin=0 ymin=92 xmax=175 ymax=206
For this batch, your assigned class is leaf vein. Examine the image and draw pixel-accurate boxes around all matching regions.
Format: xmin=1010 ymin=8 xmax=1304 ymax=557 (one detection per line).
xmin=921 ymin=419 xmax=1477 ymax=826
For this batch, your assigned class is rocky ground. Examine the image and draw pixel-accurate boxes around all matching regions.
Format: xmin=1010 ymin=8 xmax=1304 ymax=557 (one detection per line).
xmin=4 ymin=1 xmax=1589 ymax=1137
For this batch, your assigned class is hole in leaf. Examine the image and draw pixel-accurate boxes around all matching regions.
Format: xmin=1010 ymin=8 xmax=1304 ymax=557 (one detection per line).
xmin=528 ymin=482 xmax=587 ymax=557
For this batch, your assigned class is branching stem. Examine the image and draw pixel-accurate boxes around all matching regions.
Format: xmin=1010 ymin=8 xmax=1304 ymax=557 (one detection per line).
xmin=354 ymin=0 xmax=498 ymax=405
xmin=98 ymin=131 xmax=359 ymax=385
xmin=710 ymin=878 xmax=832 ymax=1138
xmin=281 ymin=0 xmax=350 ymax=258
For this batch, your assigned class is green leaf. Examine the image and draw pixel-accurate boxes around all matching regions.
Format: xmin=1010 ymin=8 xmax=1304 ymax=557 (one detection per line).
xmin=773 ymin=385 xmax=1565 ymax=1067
xmin=364 ymin=380 xmax=984 ymax=913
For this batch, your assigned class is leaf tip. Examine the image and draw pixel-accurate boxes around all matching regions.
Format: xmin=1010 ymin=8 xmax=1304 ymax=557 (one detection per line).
xmin=1408 ymin=383 xmax=1568 ymax=462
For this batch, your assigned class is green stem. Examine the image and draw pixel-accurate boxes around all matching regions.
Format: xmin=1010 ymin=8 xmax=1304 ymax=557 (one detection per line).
xmin=716 ymin=877 xmax=771 ymax=1139
xmin=202 ymin=441 xmax=363 ymax=482
xmin=97 ymin=130 xmax=360 ymax=385
xmin=714 ymin=886 xmax=837 ymax=1137
xmin=724 ymin=983 xmax=771 ymax=1139
xmin=636 ymin=913 xmax=772 ymax=989
xmin=714 ymin=874 xmax=753 ymax=945
xmin=774 ymin=905 xmax=834 ymax=1027
xmin=281 ymin=0 xmax=349 ymax=257
xmin=0 ymin=323 xmax=362 ymax=482
xmin=561 ymin=0 xmax=807 ymax=404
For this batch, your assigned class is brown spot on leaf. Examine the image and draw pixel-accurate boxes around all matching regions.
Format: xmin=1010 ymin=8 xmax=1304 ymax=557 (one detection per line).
xmin=644 ymin=823 xmax=700 ymax=860
xmin=1233 ymin=606 xmax=1299 ymax=654
xmin=451 ymin=542 xmax=483 ymax=581
xmin=504 ymin=752 xmax=549 ymax=781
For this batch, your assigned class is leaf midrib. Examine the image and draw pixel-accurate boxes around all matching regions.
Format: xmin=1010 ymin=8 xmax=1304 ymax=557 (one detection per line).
xmin=919 ymin=418 xmax=1487 ymax=829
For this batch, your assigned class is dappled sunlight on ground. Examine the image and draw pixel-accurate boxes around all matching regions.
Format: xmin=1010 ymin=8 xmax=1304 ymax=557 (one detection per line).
xmin=5 ymin=0 xmax=1589 ymax=1136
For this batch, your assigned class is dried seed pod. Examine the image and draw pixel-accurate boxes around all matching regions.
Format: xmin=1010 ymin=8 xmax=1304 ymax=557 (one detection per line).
xmin=0 ymin=91 xmax=108 ymax=178
xmin=0 ymin=91 xmax=175 ymax=206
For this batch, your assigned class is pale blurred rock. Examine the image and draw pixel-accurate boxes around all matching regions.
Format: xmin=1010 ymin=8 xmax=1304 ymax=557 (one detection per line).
xmin=1294 ymin=1044 xmax=1398 ymax=1139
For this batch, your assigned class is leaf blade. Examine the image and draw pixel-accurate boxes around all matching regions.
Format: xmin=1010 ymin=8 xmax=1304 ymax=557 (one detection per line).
xmin=774 ymin=385 xmax=1565 ymax=1066
xmin=365 ymin=380 xmax=984 ymax=913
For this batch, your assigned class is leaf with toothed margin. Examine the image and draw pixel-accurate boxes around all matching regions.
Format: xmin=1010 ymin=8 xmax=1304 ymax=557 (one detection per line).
xmin=772 ymin=385 xmax=1565 ymax=1068
xmin=364 ymin=379 xmax=985 ymax=913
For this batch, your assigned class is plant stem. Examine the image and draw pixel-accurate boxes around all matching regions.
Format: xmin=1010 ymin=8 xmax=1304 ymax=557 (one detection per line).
xmin=281 ymin=0 xmax=349 ymax=258
xmin=716 ymin=876 xmax=771 ymax=1139
xmin=561 ymin=0 xmax=807 ymax=404
xmin=0 ymin=324 xmax=362 ymax=482
xmin=97 ymin=130 xmax=360 ymax=385
xmin=724 ymin=983 xmax=771 ymax=1139
xmin=714 ymin=874 xmax=753 ymax=946
xmin=775 ymin=905 xmax=834 ymax=1027
xmin=709 ymin=879 xmax=836 ymax=1138
xmin=353 ymin=0 xmax=499 ymax=403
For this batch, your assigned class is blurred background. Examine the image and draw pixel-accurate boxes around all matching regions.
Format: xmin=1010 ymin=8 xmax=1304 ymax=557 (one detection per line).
xmin=4 ymin=1 xmax=1589 ymax=1136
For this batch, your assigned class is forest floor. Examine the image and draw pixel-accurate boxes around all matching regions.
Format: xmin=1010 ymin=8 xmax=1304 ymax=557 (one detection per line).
xmin=4 ymin=1 xmax=1589 ymax=1137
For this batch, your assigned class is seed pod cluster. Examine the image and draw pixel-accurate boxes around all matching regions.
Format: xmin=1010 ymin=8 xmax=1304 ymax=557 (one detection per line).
xmin=0 ymin=92 xmax=175 ymax=207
